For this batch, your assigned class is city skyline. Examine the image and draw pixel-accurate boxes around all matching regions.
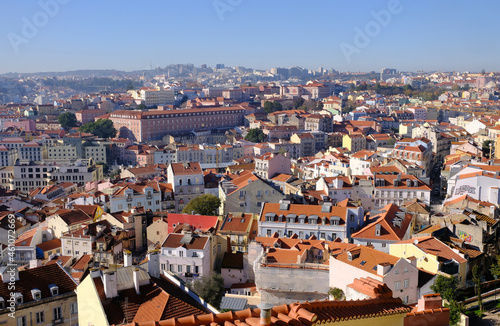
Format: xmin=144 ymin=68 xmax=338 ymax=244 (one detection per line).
xmin=1 ymin=0 xmax=499 ymax=74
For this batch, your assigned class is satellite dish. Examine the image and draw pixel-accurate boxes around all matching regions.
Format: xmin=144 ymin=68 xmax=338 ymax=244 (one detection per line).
xmin=414 ymin=239 xmax=419 ymax=245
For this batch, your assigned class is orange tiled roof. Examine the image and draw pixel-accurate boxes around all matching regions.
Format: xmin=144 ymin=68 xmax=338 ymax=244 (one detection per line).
xmin=124 ymin=297 xmax=410 ymax=326
xmin=395 ymin=236 xmax=467 ymax=264
xmin=351 ymin=204 xmax=412 ymax=241
xmin=334 ymin=245 xmax=400 ymax=275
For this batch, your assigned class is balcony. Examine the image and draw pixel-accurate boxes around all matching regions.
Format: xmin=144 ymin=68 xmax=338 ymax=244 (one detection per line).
xmin=52 ymin=318 xmax=64 ymax=325
xmin=185 ymin=273 xmax=200 ymax=278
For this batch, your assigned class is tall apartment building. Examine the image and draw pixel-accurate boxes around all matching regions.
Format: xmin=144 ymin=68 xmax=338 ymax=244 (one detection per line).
xmin=167 ymin=162 xmax=205 ymax=213
xmin=9 ymin=160 xmax=103 ymax=193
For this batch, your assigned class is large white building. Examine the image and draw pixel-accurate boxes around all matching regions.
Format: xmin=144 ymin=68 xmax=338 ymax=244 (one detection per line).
xmin=258 ymin=201 xmax=364 ymax=241
xmin=159 ymin=231 xmax=211 ymax=283
xmin=130 ymin=87 xmax=176 ymax=106
xmin=109 ymin=181 xmax=162 ymax=213
xmin=167 ymin=162 xmax=205 ymax=213
xmin=446 ymin=164 xmax=500 ymax=207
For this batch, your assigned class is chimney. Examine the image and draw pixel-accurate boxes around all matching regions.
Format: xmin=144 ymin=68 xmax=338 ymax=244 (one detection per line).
xmin=377 ymin=263 xmax=392 ymax=276
xmin=89 ymin=267 xmax=100 ymax=278
xmin=258 ymin=303 xmax=274 ymax=326
xmin=102 ymin=271 xmax=118 ymax=298
xmin=417 ymin=294 xmax=443 ymax=312
xmin=29 ymin=259 xmax=42 ymax=269
xmin=147 ymin=250 xmax=160 ymax=278
xmin=133 ymin=268 xmax=141 ymax=295
xmin=124 ymin=250 xmax=132 ymax=267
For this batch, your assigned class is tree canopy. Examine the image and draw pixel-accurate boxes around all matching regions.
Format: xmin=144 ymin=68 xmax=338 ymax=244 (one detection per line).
xmin=263 ymin=101 xmax=283 ymax=113
xmin=58 ymin=112 xmax=77 ymax=130
xmin=182 ymin=194 xmax=221 ymax=216
xmin=431 ymin=275 xmax=458 ymax=302
xmin=79 ymin=119 xmax=117 ymax=139
xmin=244 ymin=128 xmax=266 ymax=143
xmin=431 ymin=275 xmax=464 ymax=325
xmin=189 ymin=273 xmax=225 ymax=309
xmin=490 ymin=255 xmax=500 ymax=279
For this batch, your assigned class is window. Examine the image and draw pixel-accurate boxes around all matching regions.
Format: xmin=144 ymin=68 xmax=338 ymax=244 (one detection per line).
xmin=179 ymin=251 xmax=183 ymax=257
xmin=404 ymin=279 xmax=409 ymax=288
xmin=70 ymin=302 xmax=78 ymax=315
xmin=53 ymin=307 xmax=62 ymax=320
xmin=187 ymin=265 xmax=191 ymax=273
xmin=267 ymin=229 xmax=272 ymax=236
xmin=403 ymin=295 xmax=409 ymax=304
xmin=194 ymin=266 xmax=199 ymax=274
xmin=349 ymin=215 xmax=354 ymax=222
xmin=169 ymin=264 xmax=174 ymax=272
xmin=17 ymin=316 xmax=26 ymax=326
xmin=394 ymin=281 xmax=400 ymax=290
xmin=404 ymin=267 xmax=408 ymax=273
xmin=395 ymin=269 xmax=400 ymax=275
xmin=320 ymin=232 xmax=325 ymax=239
xmin=50 ymin=285 xmax=59 ymax=296
xmin=36 ymin=311 xmax=44 ymax=323
xmin=178 ymin=265 xmax=183 ymax=272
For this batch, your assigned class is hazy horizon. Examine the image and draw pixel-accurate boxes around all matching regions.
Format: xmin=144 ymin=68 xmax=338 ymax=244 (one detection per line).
xmin=1 ymin=0 xmax=499 ymax=74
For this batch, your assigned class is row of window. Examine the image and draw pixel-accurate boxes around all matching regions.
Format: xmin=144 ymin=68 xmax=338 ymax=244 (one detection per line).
xmin=167 ymin=264 xmax=200 ymax=274
xmin=266 ymin=229 xmax=340 ymax=240
xmin=17 ymin=303 xmax=76 ymax=326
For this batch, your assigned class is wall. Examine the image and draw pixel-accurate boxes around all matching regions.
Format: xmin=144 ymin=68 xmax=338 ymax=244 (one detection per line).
xmin=77 ymin=275 xmax=109 ymax=326
xmin=256 ymin=265 xmax=330 ymax=305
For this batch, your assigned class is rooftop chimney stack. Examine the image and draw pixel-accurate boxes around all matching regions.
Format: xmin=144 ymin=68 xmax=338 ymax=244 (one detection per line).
xmin=103 ymin=271 xmax=118 ymax=298
xmin=124 ymin=250 xmax=132 ymax=267
xmin=133 ymin=268 xmax=141 ymax=295
xmin=258 ymin=303 xmax=274 ymax=326
xmin=147 ymin=250 xmax=160 ymax=278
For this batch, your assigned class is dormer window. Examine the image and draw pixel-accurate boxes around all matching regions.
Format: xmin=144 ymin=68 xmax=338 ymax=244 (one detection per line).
xmin=13 ymin=293 xmax=23 ymax=305
xmin=375 ymin=224 xmax=381 ymax=236
xmin=330 ymin=216 xmax=340 ymax=226
xmin=31 ymin=289 xmax=42 ymax=301
xmin=48 ymin=284 xmax=59 ymax=296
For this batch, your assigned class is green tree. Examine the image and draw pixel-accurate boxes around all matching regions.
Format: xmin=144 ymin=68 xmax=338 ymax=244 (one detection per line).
xmin=79 ymin=119 xmax=117 ymax=139
xmin=58 ymin=112 xmax=77 ymax=130
xmin=136 ymin=103 xmax=147 ymax=110
xmin=431 ymin=275 xmax=458 ymax=303
xmin=126 ymin=82 xmax=134 ymax=91
xmin=387 ymin=137 xmax=396 ymax=146
xmin=262 ymin=101 xmax=282 ymax=113
xmin=182 ymin=194 xmax=221 ymax=216
xmin=189 ymin=273 xmax=225 ymax=309
xmin=244 ymin=128 xmax=266 ymax=143
xmin=473 ymin=265 xmax=483 ymax=312
xmin=292 ymin=97 xmax=305 ymax=109
xmin=490 ymin=255 xmax=500 ymax=279
xmin=447 ymin=300 xmax=465 ymax=326
xmin=431 ymin=275 xmax=464 ymax=326
xmin=328 ymin=287 xmax=344 ymax=300
xmin=263 ymin=101 xmax=274 ymax=113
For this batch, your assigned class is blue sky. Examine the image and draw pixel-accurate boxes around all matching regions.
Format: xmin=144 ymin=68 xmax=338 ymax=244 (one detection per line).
xmin=0 ymin=0 xmax=499 ymax=74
